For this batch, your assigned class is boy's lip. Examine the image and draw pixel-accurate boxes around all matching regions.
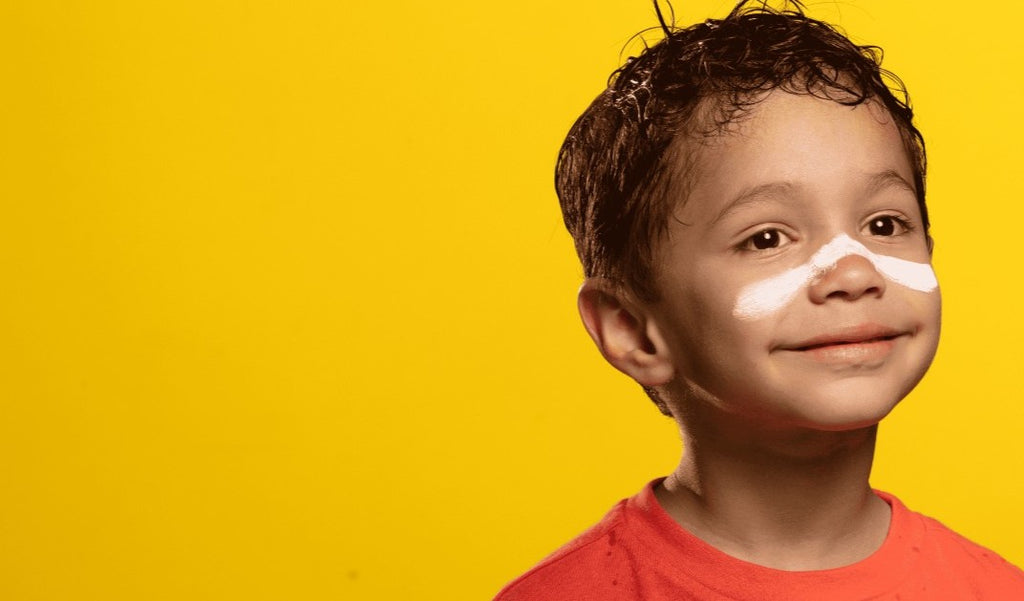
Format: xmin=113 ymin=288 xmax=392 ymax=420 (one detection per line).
xmin=781 ymin=323 xmax=906 ymax=351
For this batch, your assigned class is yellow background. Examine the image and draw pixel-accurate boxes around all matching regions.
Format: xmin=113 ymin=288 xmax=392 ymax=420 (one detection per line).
xmin=1 ymin=1 xmax=1021 ymax=599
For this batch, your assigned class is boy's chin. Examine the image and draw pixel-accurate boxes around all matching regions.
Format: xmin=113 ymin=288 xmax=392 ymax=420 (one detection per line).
xmin=779 ymin=383 xmax=912 ymax=432
xmin=789 ymin=409 xmax=892 ymax=433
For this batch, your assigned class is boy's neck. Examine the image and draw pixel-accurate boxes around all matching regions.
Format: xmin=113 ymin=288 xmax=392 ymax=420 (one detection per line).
xmin=655 ymin=412 xmax=891 ymax=571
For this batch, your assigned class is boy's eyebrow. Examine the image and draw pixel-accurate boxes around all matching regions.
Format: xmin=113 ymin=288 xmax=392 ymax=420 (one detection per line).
xmin=866 ymin=169 xmax=917 ymax=197
xmin=710 ymin=169 xmax=916 ymax=226
xmin=711 ymin=181 xmax=796 ymax=225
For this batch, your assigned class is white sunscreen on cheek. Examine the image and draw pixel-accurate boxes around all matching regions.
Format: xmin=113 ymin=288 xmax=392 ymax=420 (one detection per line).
xmin=732 ymin=233 xmax=938 ymax=320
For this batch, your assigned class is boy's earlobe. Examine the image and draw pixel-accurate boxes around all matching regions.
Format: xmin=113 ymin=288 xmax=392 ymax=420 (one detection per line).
xmin=927 ymin=235 xmax=935 ymax=256
xmin=577 ymin=279 xmax=675 ymax=387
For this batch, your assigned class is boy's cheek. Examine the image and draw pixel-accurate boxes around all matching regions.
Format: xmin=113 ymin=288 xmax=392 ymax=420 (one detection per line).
xmin=915 ymin=287 xmax=942 ymax=354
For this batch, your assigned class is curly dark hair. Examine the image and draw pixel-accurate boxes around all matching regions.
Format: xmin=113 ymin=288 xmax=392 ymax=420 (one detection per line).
xmin=556 ymin=0 xmax=927 ymax=305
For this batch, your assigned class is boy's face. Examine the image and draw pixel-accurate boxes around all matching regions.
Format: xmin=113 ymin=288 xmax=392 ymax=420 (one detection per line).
xmin=649 ymin=91 xmax=940 ymax=431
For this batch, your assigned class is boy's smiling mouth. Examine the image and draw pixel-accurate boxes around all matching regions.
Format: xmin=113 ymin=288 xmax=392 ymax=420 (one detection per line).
xmin=779 ymin=324 xmax=908 ymax=364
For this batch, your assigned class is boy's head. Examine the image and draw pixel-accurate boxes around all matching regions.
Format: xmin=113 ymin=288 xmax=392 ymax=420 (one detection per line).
xmin=557 ymin=1 xmax=926 ymax=302
xmin=561 ymin=2 xmax=940 ymax=424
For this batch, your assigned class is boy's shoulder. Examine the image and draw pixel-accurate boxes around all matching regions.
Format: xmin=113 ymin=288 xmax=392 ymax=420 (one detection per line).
xmin=492 ymin=493 xmax=635 ymax=601
xmin=899 ymin=495 xmax=1024 ymax=594
xmin=494 ymin=481 xmax=1024 ymax=601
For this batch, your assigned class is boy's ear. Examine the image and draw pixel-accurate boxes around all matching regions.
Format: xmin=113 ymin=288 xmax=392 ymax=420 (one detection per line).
xmin=577 ymin=278 xmax=675 ymax=387
xmin=926 ymin=235 xmax=934 ymax=256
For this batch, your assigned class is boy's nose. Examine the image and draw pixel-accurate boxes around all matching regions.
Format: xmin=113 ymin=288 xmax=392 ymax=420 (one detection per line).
xmin=807 ymin=254 xmax=886 ymax=304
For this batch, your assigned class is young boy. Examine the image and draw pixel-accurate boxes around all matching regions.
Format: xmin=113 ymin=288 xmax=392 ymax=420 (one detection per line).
xmin=496 ymin=2 xmax=1024 ymax=599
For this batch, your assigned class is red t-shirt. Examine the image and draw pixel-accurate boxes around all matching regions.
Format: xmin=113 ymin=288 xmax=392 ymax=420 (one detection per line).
xmin=495 ymin=480 xmax=1024 ymax=600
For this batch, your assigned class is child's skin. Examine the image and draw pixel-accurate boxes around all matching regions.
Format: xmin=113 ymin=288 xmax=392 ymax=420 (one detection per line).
xmin=578 ymin=91 xmax=942 ymax=570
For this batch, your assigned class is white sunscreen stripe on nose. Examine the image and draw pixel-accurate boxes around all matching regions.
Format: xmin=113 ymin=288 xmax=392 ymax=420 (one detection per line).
xmin=732 ymin=233 xmax=938 ymax=320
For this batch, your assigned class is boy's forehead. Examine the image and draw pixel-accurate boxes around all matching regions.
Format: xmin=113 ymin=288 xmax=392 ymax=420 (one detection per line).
xmin=667 ymin=91 xmax=915 ymax=226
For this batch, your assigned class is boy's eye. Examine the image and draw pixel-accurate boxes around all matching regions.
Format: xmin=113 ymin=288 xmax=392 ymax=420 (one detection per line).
xmin=866 ymin=215 xmax=911 ymax=237
xmin=742 ymin=228 xmax=791 ymax=251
